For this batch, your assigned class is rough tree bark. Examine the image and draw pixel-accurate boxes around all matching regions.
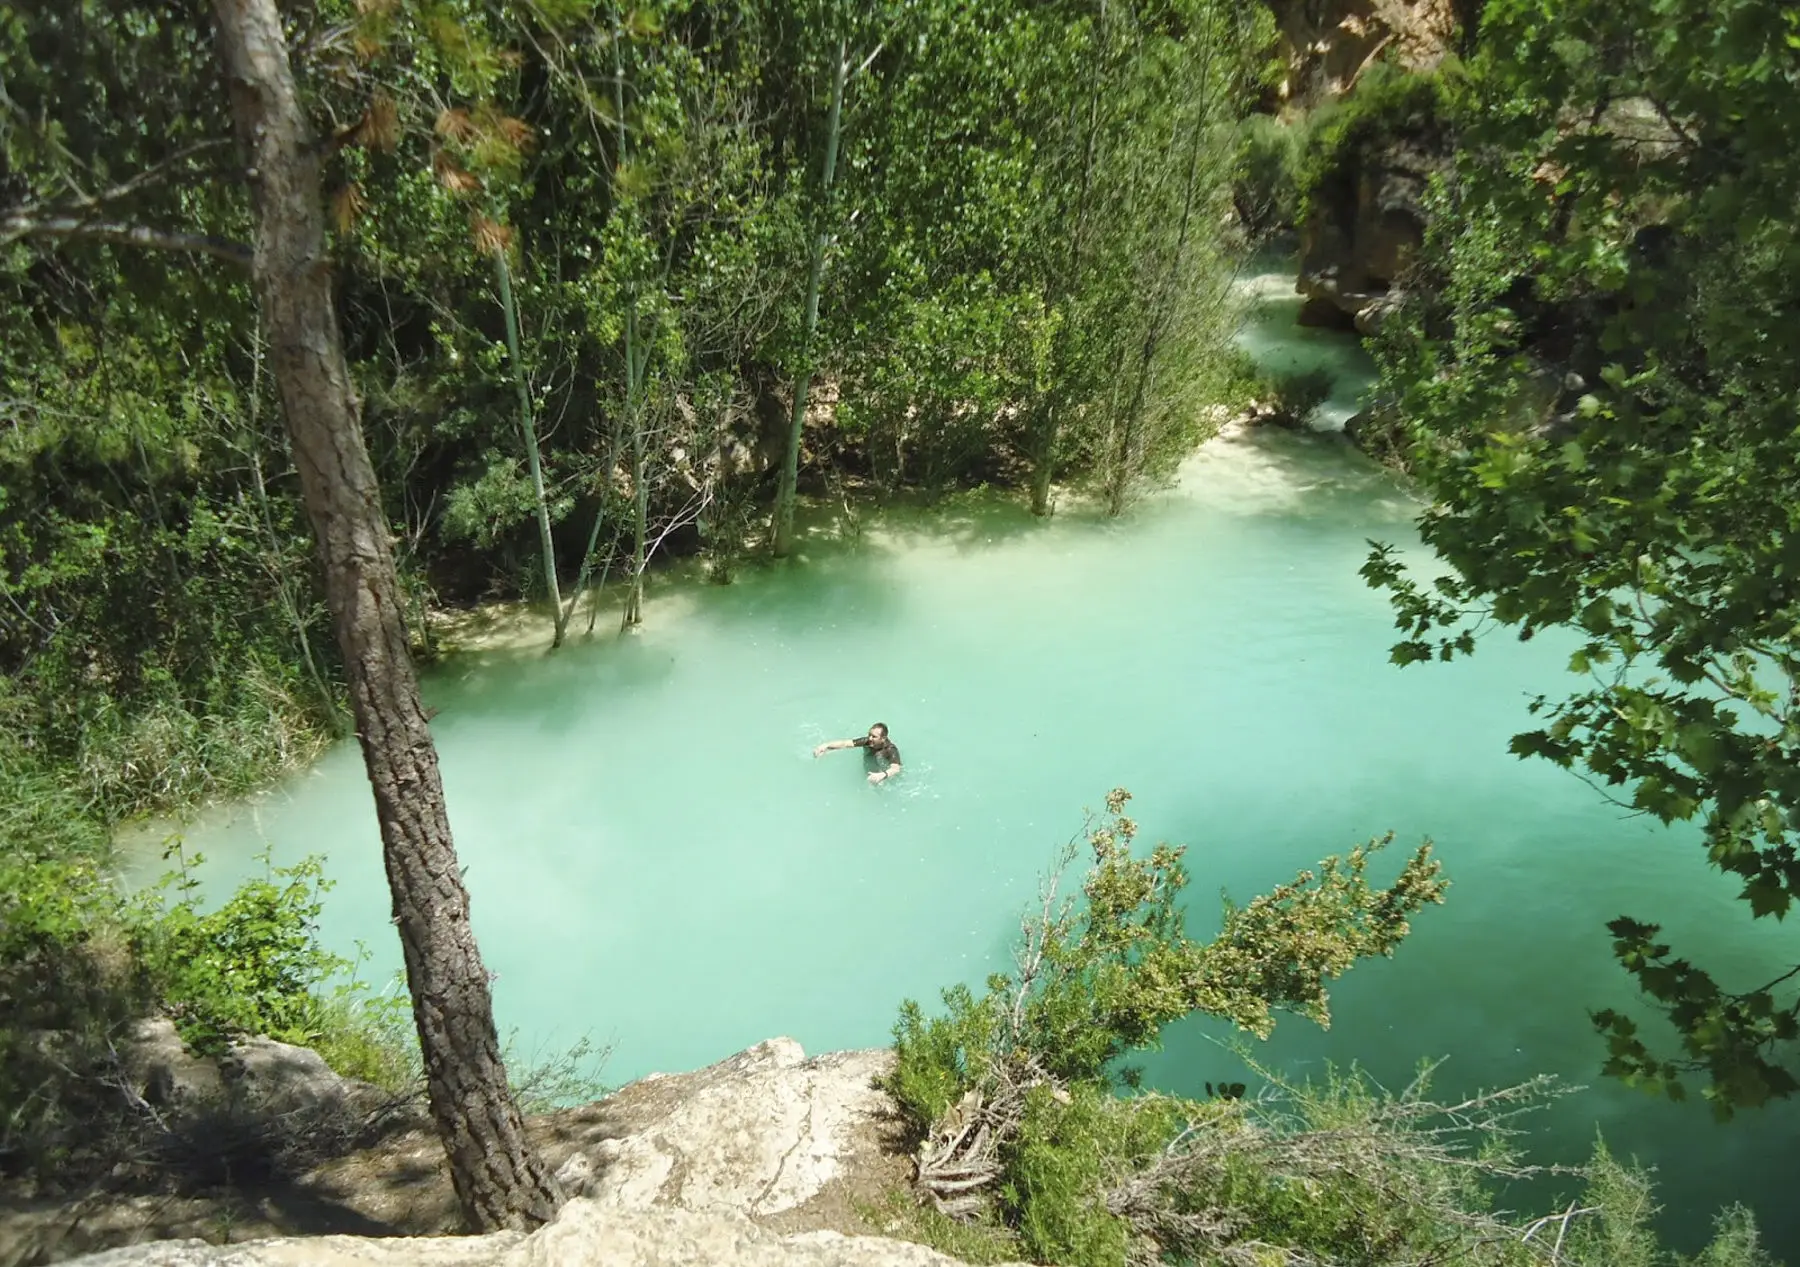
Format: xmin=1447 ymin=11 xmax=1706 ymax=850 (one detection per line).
xmin=209 ymin=0 xmax=561 ymax=1232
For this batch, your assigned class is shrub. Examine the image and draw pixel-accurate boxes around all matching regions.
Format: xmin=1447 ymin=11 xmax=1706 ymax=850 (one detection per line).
xmin=1266 ymin=366 xmax=1335 ymax=427
xmin=880 ymin=793 xmax=1778 ymax=1266
xmin=884 ymin=790 xmax=1445 ymax=1226
xmin=1294 ymin=64 xmax=1455 ymax=227
xmin=1233 ymin=114 xmax=1304 ymax=236
xmin=132 ymin=849 xmax=345 ymax=1057
xmin=1003 ymin=1086 xmax=1179 ymax=1267
xmin=0 ymin=838 xmax=421 ymax=1188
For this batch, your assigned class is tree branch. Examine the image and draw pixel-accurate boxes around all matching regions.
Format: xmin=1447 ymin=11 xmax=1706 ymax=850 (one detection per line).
xmin=0 ymin=214 xmax=253 ymax=267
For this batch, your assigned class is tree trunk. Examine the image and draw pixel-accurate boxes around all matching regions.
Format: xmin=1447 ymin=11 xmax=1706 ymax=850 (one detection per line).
xmin=209 ymin=0 xmax=561 ymax=1232
xmin=494 ymin=247 xmax=567 ymax=647
xmin=622 ymin=395 xmax=647 ymax=629
xmin=772 ymin=39 xmax=847 ymax=558
xmin=1028 ymin=409 xmax=1057 ymax=517
xmin=1103 ymin=58 xmax=1213 ymax=519
xmin=1028 ymin=4 xmax=1108 ymax=517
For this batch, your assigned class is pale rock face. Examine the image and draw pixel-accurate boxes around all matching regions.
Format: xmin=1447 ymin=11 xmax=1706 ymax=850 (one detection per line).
xmin=1266 ymin=0 xmax=1458 ymax=103
xmin=572 ymin=1040 xmax=895 ymax=1218
xmin=65 ymin=1205 xmax=1007 ymax=1267
xmin=48 ymin=1039 xmax=1011 ymax=1267
xmin=123 ymin=1018 xmax=227 ymax=1108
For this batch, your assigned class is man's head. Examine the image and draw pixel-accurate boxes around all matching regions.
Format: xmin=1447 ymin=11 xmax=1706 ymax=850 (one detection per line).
xmin=868 ymin=722 xmax=888 ymax=743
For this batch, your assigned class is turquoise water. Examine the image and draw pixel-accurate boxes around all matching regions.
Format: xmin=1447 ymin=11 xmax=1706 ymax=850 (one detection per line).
xmin=126 ymin=271 xmax=1798 ymax=1254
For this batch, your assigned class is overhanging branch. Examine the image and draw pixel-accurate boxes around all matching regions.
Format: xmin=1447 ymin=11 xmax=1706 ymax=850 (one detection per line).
xmin=1 ymin=214 xmax=253 ymax=267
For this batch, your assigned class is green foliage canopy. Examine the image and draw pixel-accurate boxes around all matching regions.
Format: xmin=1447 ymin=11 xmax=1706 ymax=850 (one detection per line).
xmin=1364 ymin=0 xmax=1800 ymax=1114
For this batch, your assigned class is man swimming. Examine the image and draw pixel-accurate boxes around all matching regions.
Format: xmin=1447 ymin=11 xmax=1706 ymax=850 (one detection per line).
xmin=814 ymin=722 xmax=903 ymax=785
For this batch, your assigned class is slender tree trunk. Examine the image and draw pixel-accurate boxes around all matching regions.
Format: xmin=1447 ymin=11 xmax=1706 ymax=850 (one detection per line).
xmin=622 ymin=394 xmax=647 ymax=629
xmin=493 ymin=247 xmax=567 ymax=646
xmin=245 ymin=328 xmax=339 ymax=725
xmin=209 ymin=0 xmax=560 ymax=1232
xmin=772 ymin=39 xmax=847 ymax=558
xmin=1029 ymin=1 xmax=1108 ymax=517
xmin=564 ymin=466 xmax=612 ymax=634
xmin=1028 ymin=404 xmax=1059 ymax=517
xmin=608 ymin=25 xmax=651 ymax=629
xmin=1104 ymin=90 xmax=1211 ymax=518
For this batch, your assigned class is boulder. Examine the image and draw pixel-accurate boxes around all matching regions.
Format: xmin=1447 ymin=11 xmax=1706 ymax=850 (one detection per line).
xmin=225 ymin=1036 xmax=379 ymax=1120
xmin=555 ymin=1040 xmax=901 ymax=1224
xmin=1354 ymin=290 xmax=1405 ymax=336
xmin=1298 ymin=136 xmax=1442 ymax=329
xmin=264 ymin=1037 xmax=908 ymax=1239
xmin=121 ymin=1019 xmax=226 ymax=1109
xmin=119 ymin=1018 xmax=389 ymax=1123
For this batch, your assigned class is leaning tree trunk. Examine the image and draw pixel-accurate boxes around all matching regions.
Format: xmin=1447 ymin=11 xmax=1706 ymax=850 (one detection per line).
xmin=209 ymin=0 xmax=561 ymax=1232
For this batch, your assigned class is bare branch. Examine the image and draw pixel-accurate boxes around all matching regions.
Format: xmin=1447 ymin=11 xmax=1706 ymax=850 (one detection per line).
xmin=58 ymin=140 xmax=236 ymax=215
xmin=1 ymin=214 xmax=252 ymax=267
xmin=851 ymin=42 xmax=887 ymax=79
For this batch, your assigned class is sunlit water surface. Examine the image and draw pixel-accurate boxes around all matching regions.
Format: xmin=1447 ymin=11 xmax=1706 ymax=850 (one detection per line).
xmin=125 ymin=265 xmax=1798 ymax=1255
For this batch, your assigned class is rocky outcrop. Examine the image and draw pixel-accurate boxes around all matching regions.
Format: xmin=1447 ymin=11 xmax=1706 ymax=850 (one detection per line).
xmin=551 ymin=1039 xmax=901 ymax=1225
xmin=61 ymin=1204 xmax=1003 ymax=1267
xmin=1298 ymin=134 xmax=1444 ymax=331
xmin=1265 ymin=0 xmax=1458 ymax=104
xmin=119 ymin=1020 xmax=390 ymax=1125
xmin=11 ymin=1039 xmax=931 ymax=1267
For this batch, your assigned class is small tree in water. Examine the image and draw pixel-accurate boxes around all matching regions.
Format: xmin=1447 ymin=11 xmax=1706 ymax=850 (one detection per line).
xmin=888 ymin=791 xmax=1442 ymax=1251
xmin=887 ymin=790 xmax=1446 ymax=1195
xmin=884 ymin=794 xmax=1779 ymax=1266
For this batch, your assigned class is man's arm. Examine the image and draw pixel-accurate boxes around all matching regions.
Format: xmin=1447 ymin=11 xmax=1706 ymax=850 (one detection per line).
xmin=812 ymin=738 xmax=856 ymax=757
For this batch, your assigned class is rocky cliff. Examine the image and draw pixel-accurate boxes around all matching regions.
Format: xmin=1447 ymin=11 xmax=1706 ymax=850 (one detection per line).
xmin=1297 ymin=128 xmax=1446 ymax=333
xmin=5 ymin=1038 xmax=998 ymax=1267
xmin=1264 ymin=0 xmax=1459 ymax=104
xmin=1259 ymin=0 xmax=1459 ymax=333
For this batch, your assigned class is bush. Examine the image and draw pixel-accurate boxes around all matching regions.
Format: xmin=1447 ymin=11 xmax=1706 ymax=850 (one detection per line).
xmin=1266 ymin=366 xmax=1335 ymax=427
xmin=0 ymin=837 xmax=421 ymax=1189
xmin=884 ymin=790 xmax=1446 ymax=1240
xmin=879 ymin=793 xmax=1778 ymax=1267
xmin=1003 ymin=1086 xmax=1179 ymax=1267
xmin=132 ymin=848 xmax=345 ymax=1057
xmin=1233 ymin=114 xmax=1304 ymax=236
xmin=310 ymin=971 xmax=421 ymax=1096
xmin=0 ymin=851 xmax=154 ymax=1182
xmin=1294 ymin=64 xmax=1455 ymax=227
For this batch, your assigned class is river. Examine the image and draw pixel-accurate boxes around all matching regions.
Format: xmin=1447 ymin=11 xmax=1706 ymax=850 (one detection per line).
xmin=125 ymin=260 xmax=1798 ymax=1255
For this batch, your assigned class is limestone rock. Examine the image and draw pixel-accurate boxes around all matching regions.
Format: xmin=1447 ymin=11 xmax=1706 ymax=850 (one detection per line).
xmin=225 ymin=1036 xmax=378 ymax=1119
xmin=1299 ymin=134 xmax=1445 ymax=329
xmin=64 ymin=1230 xmax=521 ymax=1267
xmin=1353 ymin=290 xmax=1405 ymax=336
xmin=564 ymin=1040 xmax=897 ymax=1220
xmin=119 ymin=1019 xmax=386 ymax=1121
xmin=19 ymin=1038 xmax=922 ymax=1265
xmin=62 ymin=1204 xmax=1013 ymax=1267
xmin=1266 ymin=0 xmax=1458 ymax=104
xmin=122 ymin=1019 xmax=226 ymax=1109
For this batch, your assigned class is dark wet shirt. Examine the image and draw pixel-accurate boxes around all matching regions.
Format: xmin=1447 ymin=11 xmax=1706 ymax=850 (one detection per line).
xmin=853 ymin=736 xmax=903 ymax=769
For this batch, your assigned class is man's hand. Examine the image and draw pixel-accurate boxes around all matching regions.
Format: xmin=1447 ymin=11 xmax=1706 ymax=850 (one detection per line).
xmin=867 ymin=771 xmax=886 ymax=784
xmin=813 ymin=743 xmax=829 ymax=758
